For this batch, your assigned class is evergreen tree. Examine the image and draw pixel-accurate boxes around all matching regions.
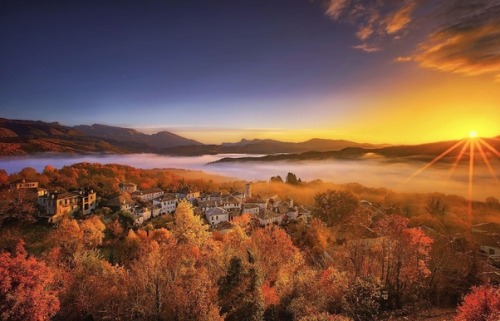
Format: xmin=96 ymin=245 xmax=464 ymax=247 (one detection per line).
xmin=218 ymin=256 xmax=264 ymax=321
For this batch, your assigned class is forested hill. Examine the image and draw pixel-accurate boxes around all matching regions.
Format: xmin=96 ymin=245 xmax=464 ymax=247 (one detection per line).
xmin=74 ymin=123 xmax=202 ymax=148
xmin=0 ymin=118 xmax=200 ymax=155
xmin=161 ymin=138 xmax=389 ymax=156
xmin=0 ymin=118 xmax=389 ymax=156
xmin=212 ymin=137 xmax=500 ymax=163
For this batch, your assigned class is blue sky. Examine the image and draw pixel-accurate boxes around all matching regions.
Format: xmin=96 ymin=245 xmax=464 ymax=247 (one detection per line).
xmin=1 ymin=0 xmax=499 ymax=143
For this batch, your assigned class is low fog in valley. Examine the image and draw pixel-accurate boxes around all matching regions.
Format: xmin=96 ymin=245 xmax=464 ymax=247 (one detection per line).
xmin=1 ymin=154 xmax=497 ymax=200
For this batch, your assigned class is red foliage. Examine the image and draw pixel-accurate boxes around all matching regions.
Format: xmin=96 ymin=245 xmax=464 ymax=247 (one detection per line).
xmin=0 ymin=241 xmax=60 ymax=321
xmin=455 ymin=285 xmax=500 ymax=321
xmin=262 ymin=281 xmax=280 ymax=307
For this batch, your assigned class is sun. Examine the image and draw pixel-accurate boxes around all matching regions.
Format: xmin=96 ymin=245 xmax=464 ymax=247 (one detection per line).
xmin=405 ymin=129 xmax=498 ymax=236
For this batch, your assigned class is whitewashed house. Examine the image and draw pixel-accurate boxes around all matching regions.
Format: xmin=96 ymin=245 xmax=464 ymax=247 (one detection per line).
xmin=153 ymin=193 xmax=178 ymax=214
xmin=132 ymin=188 xmax=164 ymax=202
xmin=242 ymin=204 xmax=260 ymax=216
xmin=119 ymin=182 xmax=137 ymax=193
xmin=205 ymin=207 xmax=229 ymax=226
xmin=257 ymin=209 xmax=283 ymax=226
xmin=221 ymin=195 xmax=241 ymax=211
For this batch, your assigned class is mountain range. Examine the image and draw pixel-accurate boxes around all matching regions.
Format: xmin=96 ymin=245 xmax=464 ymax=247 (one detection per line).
xmin=1 ymin=118 xmax=497 ymax=163
xmin=0 ymin=118 xmax=389 ymax=156
xmin=212 ymin=137 xmax=500 ymax=164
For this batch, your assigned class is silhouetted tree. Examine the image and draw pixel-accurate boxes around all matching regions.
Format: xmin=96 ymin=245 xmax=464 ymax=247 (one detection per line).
xmin=286 ymin=173 xmax=299 ymax=185
xmin=270 ymin=176 xmax=284 ymax=184
xmin=425 ymin=197 xmax=447 ymax=217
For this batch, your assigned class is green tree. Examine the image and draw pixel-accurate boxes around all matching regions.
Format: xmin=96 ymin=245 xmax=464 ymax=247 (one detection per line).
xmin=218 ymin=256 xmax=264 ymax=321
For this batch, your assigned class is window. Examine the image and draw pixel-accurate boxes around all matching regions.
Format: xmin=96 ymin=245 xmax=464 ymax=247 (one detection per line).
xmin=490 ymin=248 xmax=495 ymax=255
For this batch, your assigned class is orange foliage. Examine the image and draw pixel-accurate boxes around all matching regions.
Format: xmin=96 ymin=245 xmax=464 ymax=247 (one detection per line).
xmin=455 ymin=285 xmax=500 ymax=321
xmin=262 ymin=281 xmax=280 ymax=307
xmin=0 ymin=241 xmax=59 ymax=321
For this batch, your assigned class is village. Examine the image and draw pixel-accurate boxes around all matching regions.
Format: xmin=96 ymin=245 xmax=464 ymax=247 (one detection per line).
xmin=7 ymin=176 xmax=500 ymax=270
xmin=12 ymin=178 xmax=313 ymax=229
xmin=2 ymin=166 xmax=499 ymax=321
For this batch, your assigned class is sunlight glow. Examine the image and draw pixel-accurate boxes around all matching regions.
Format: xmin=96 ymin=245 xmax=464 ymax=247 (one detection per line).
xmin=405 ymin=135 xmax=499 ymax=236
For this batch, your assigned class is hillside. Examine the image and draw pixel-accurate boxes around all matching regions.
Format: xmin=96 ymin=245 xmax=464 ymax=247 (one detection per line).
xmin=212 ymin=137 xmax=500 ymax=164
xmin=74 ymin=124 xmax=202 ymax=148
xmin=0 ymin=118 xmax=393 ymax=157
xmin=0 ymin=119 xmax=204 ymax=156
xmin=162 ymin=138 xmax=389 ymax=156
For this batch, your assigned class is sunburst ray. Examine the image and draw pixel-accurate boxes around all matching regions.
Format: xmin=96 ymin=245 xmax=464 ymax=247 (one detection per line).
xmin=476 ymin=140 xmax=498 ymax=182
xmin=478 ymin=138 xmax=500 ymax=157
xmin=467 ymin=139 xmax=475 ymax=221
xmin=447 ymin=140 xmax=470 ymax=181
xmin=405 ymin=139 xmax=466 ymax=183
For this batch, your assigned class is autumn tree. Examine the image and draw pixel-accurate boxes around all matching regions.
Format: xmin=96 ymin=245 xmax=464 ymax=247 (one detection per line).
xmin=341 ymin=277 xmax=385 ymax=321
xmin=57 ymin=249 xmax=129 ymax=321
xmin=0 ymin=188 xmax=37 ymax=226
xmin=455 ymin=285 xmax=500 ymax=321
xmin=173 ymin=199 xmax=210 ymax=247
xmin=375 ymin=215 xmax=433 ymax=309
xmin=425 ymin=197 xmax=447 ymax=217
xmin=0 ymin=241 xmax=60 ymax=321
xmin=80 ymin=215 xmax=106 ymax=249
xmin=428 ymin=236 xmax=485 ymax=306
xmin=218 ymin=256 xmax=264 ymax=321
xmin=0 ymin=169 xmax=8 ymax=185
xmin=299 ymin=313 xmax=351 ymax=321
xmin=251 ymin=226 xmax=303 ymax=288
xmin=19 ymin=166 xmax=38 ymax=181
xmin=289 ymin=218 xmax=331 ymax=266
xmin=313 ymin=190 xmax=359 ymax=226
xmin=50 ymin=218 xmax=84 ymax=258
xmin=280 ymin=267 xmax=348 ymax=320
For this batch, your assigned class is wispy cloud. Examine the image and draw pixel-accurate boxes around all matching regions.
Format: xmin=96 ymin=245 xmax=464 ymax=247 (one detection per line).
xmin=385 ymin=1 xmax=416 ymax=34
xmin=353 ymin=43 xmax=381 ymax=53
xmin=322 ymin=0 xmax=418 ymax=51
xmin=325 ymin=0 xmax=351 ymax=21
xmin=412 ymin=0 xmax=500 ymax=80
xmin=394 ymin=56 xmax=413 ymax=62
xmin=322 ymin=0 xmax=500 ymax=81
xmin=356 ymin=24 xmax=374 ymax=41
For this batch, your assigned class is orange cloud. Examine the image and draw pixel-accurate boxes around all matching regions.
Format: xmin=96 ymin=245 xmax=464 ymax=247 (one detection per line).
xmin=322 ymin=0 xmax=417 ymax=52
xmin=412 ymin=2 xmax=500 ymax=81
xmin=394 ymin=56 xmax=413 ymax=62
xmin=325 ymin=0 xmax=350 ymax=21
xmin=356 ymin=25 xmax=374 ymax=40
xmin=385 ymin=1 xmax=416 ymax=34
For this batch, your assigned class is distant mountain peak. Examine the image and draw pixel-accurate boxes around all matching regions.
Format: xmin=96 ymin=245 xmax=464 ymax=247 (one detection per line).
xmin=74 ymin=123 xmax=202 ymax=148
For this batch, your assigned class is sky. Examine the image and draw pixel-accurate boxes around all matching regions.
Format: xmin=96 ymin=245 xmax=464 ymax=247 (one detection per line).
xmin=1 ymin=0 xmax=499 ymax=144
